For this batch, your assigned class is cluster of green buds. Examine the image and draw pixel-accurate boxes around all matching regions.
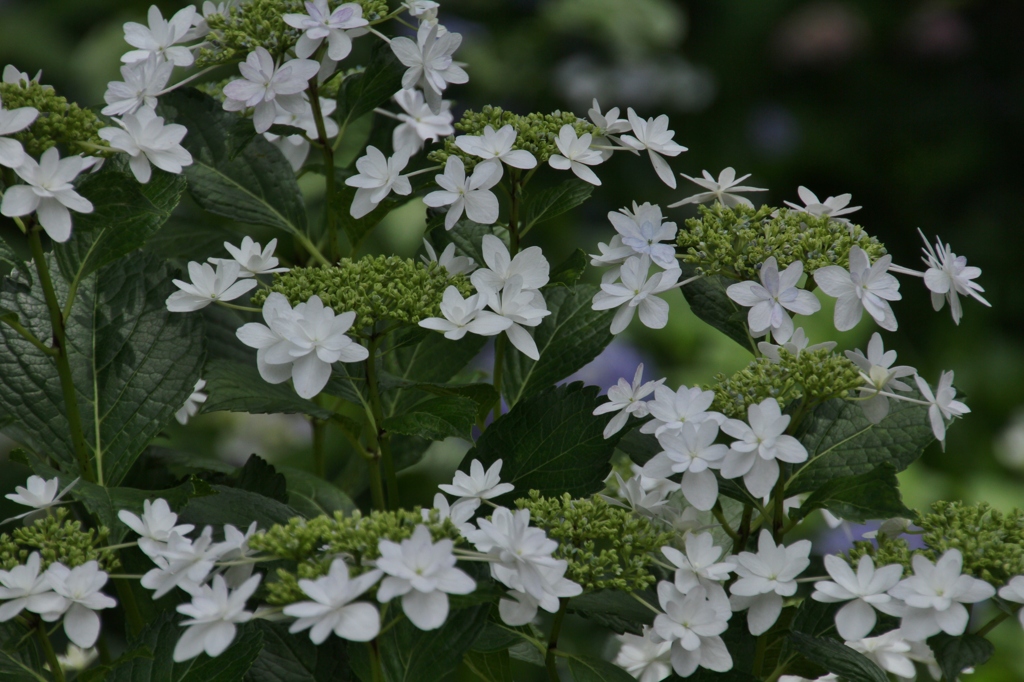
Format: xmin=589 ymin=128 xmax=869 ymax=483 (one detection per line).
xmin=249 ymin=508 xmax=460 ymax=604
xmin=918 ymin=501 xmax=1024 ymax=585
xmin=427 ymin=105 xmax=602 ymax=170
xmin=847 ymin=534 xmax=914 ymax=574
xmin=0 ymin=507 xmax=117 ymax=572
xmin=0 ymin=80 xmax=104 ymax=158
xmin=252 ymin=256 xmax=473 ymax=331
xmin=676 ymin=204 xmax=887 ymax=281
xmin=707 ymin=348 xmax=863 ymax=419
xmin=515 ymin=491 xmax=672 ymax=592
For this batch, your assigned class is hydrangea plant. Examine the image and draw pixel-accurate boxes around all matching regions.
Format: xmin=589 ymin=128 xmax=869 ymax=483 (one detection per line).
xmin=0 ymin=1 xmax=1012 ymax=681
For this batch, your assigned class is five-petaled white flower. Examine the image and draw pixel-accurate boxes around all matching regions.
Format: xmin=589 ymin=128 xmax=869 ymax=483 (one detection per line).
xmin=173 ymin=574 xmax=261 ymax=661
xmin=670 ymin=168 xmax=767 ymax=208
xmin=283 ymin=0 xmax=368 ymax=61
xmin=121 ymin=5 xmax=197 ymax=67
xmin=470 ymin=234 xmax=549 ymax=302
xmin=5 ymin=475 xmax=76 ymax=511
xmin=918 ymin=229 xmax=990 ymax=325
xmin=223 ymin=48 xmax=320 ymax=134
xmin=608 ymin=202 xmax=678 ymax=270
xmin=730 ymin=530 xmax=812 ymax=635
xmin=845 ymin=631 xmax=917 ymax=679
xmin=118 ymin=498 xmax=195 ymax=558
xmin=620 ymin=109 xmax=687 ymax=189
xmin=784 ymin=186 xmax=861 ymax=222
xmin=423 ymin=155 xmax=502 ymax=230
xmin=175 ymin=378 xmax=208 ymax=425
xmin=643 ymin=421 xmax=729 ymax=511
xmin=283 ymin=560 xmax=383 ymax=643
xmin=455 ymin=124 xmax=537 ymax=170
xmin=418 ymin=286 xmax=511 ymax=340
xmin=0 ymin=94 xmax=38 ymax=169
xmin=548 ymin=124 xmax=604 ymax=186
xmin=814 ymin=246 xmax=901 ymax=332
xmin=727 ymin=257 xmax=821 ymax=342
xmin=614 ymin=626 xmax=672 ymax=682
xmin=375 ymin=525 xmax=476 ymax=630
xmin=99 ymin=105 xmax=192 ymax=183
xmin=720 ymin=398 xmax=808 ymax=499
xmin=44 ymin=561 xmax=117 ymax=649
xmin=0 ymin=553 xmax=65 ymax=622
xmin=166 ymin=260 xmax=257 ymax=312
xmin=390 ymin=23 xmax=468 ymax=112
xmin=421 ymin=239 xmax=476 ymax=276
xmin=0 ymin=147 xmax=94 ymax=243
xmin=344 ymin=145 xmax=413 ymax=218
xmin=438 ymin=459 xmax=514 ymax=502
xmin=141 ymin=527 xmax=217 ymax=598
xmin=588 ymin=99 xmax=632 ymax=135
xmin=811 ymin=554 xmax=904 ymax=641
xmin=662 ymin=532 xmax=736 ymax=594
xmin=593 ymin=364 xmax=664 ymax=439
xmin=845 ymin=333 xmax=915 ymax=424
xmin=641 ymin=385 xmax=723 ymax=437
xmin=487 ymin=275 xmax=550 ymax=360
xmin=914 ymin=371 xmax=969 ymax=448
xmin=392 ymin=88 xmax=454 ymax=153
xmin=209 ymin=236 xmax=289 ymax=277
xmin=102 ymin=55 xmax=174 ymax=117
xmin=653 ymin=584 xmax=733 ymax=677
xmin=592 ymin=255 xmax=681 ymax=335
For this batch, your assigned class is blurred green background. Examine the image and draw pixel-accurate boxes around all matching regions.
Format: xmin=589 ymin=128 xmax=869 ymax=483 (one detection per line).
xmin=1 ymin=0 xmax=1023 ymax=678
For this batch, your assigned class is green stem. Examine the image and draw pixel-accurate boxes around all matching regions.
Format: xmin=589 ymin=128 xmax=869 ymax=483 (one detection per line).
xmin=764 ymin=654 xmax=796 ymax=682
xmin=365 ymin=335 xmax=398 ymax=508
xmin=28 ymin=228 xmax=95 ymax=483
xmin=35 ymin=620 xmax=64 ymax=682
xmin=294 ymin=231 xmax=331 ymax=267
xmin=712 ymin=500 xmax=740 ymax=543
xmin=491 ymin=334 xmax=506 ymax=422
xmin=307 ymin=75 xmax=339 ymax=261
xmin=544 ymin=598 xmax=569 ymax=682
xmin=368 ymin=641 xmax=385 ymax=682
xmin=367 ymin=461 xmax=387 ymax=511
xmin=736 ymin=504 xmax=753 ymax=552
xmin=975 ymin=607 xmax=1018 ymax=637
xmin=772 ymin=475 xmax=786 ymax=542
xmin=113 ymin=576 xmax=145 ymax=636
xmin=752 ymin=631 xmax=767 ymax=678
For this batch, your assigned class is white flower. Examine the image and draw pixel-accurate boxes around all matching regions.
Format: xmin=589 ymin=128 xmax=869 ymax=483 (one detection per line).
xmin=814 ymin=246 xmax=901 ymax=331
xmin=653 ymin=584 xmax=733 ymax=677
xmin=0 ymin=553 xmax=66 ymax=622
xmin=641 ymin=384 xmax=723 ymax=437
xmin=614 ymin=626 xmax=672 ymax=682
xmin=592 ymin=255 xmax=681 ymax=335
xmin=404 ymin=0 xmax=439 ymax=22
xmin=118 ymin=498 xmax=195 ymax=558
xmin=914 ymin=371 xmax=969 ymax=448
xmin=888 ymin=549 xmax=995 ymax=640
xmin=784 ymin=186 xmax=861 ymax=222
xmin=811 ymin=554 xmax=904 ymax=640
xmin=593 ymin=364 xmax=663 ymax=439
xmin=209 ymin=236 xmax=289 ymax=277
xmin=608 ymin=202 xmax=678 ymax=270
xmin=590 ymin=235 xmax=634 ymax=267
xmin=605 ymin=472 xmax=673 ymax=518
xmin=455 ymin=124 xmax=537 ymax=170
xmin=730 ymin=530 xmax=812 ymax=635
xmin=423 ymin=155 xmax=502 ymax=230
xmin=662 ymin=532 xmax=735 ymax=593
xmin=2 ymin=65 xmax=47 ymax=88
xmin=212 ymin=522 xmax=260 ymax=588
xmin=283 ymin=560 xmax=382 ymax=643
xmin=438 ymin=459 xmax=514 ymax=501
xmin=102 ymin=55 xmax=174 ymax=117
xmin=389 ymin=23 xmax=468 ymax=112
xmin=56 ymin=645 xmax=98 ymax=673
xmin=344 ymin=145 xmax=412 ymax=218
xmin=173 ymin=574 xmax=261 ymax=662
xmin=619 ymin=109 xmax=687 ymax=189
xmin=223 ymin=48 xmax=320 ymax=134
xmin=720 ymin=398 xmax=808 ymax=499
xmin=184 ymin=1 xmax=233 ymax=41
xmin=758 ymin=327 xmax=836 ymax=364
xmin=140 ymin=527 xmax=217 ymax=598
xmin=845 ymin=631 xmax=916 ymax=679
xmin=422 ymin=493 xmax=479 ymax=535
xmin=0 ymin=148 xmax=94 ymax=243
xmin=845 ymin=333 xmax=915 ymax=423
xmin=5 ymin=475 xmax=74 ymax=510
xmin=496 ymin=563 xmax=581 ymax=626
xmin=99 ymin=105 xmax=192 ymax=183
xmin=643 ymin=421 xmax=729 ymax=511
xmin=727 ymin=257 xmax=821 ymax=342
xmin=166 ymin=260 xmax=257 ymax=312
xmin=548 ymin=124 xmax=604 ymax=186
xmin=421 ymin=239 xmax=475 ymax=276
xmin=392 ymin=88 xmax=453 ymax=153
xmin=418 ymin=286 xmax=512 ymax=340
xmin=121 ymin=5 xmax=197 ymax=67
xmin=236 ymin=294 xmax=369 ymax=399
xmin=918 ymin=229 xmax=990 ymax=324
xmin=44 ymin=562 xmax=117 ymax=649
xmin=283 ymin=1 xmax=368 ymax=61
xmin=0 ymin=94 xmax=37 ymax=169
xmin=997 ymin=575 xmax=1024 ymax=628
xmin=262 ymin=95 xmax=338 ymax=169
xmin=487 ymin=277 xmax=550 ymax=361
xmin=670 ymin=168 xmax=767 ymax=208
xmin=375 ymin=525 xmax=475 ymax=630
xmin=588 ymin=99 xmax=632 ymax=135
xmin=470 ymin=234 xmax=549 ymax=302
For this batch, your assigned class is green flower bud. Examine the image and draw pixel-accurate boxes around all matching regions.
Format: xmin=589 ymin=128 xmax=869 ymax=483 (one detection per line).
xmin=0 ymin=81 xmax=104 ymax=158
xmin=918 ymin=501 xmax=1024 ymax=585
xmin=0 ymin=507 xmax=118 ymax=572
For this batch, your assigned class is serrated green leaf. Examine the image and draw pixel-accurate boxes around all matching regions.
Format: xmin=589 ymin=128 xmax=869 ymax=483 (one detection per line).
xmin=244 ymin=621 xmax=351 ymax=681
xmin=502 ymin=284 xmax=616 ymax=406
xmin=566 ymin=655 xmax=634 ymax=682
xmin=202 ymin=359 xmax=333 ymax=419
xmin=383 ymin=326 xmax=488 ymax=401
xmin=55 ymin=157 xmax=185 ymax=287
xmin=461 ymin=382 xmax=621 ymax=502
xmin=521 ymin=178 xmax=594 ymax=231
xmin=0 ymin=620 xmax=44 ymax=681
xmin=161 ymin=89 xmax=307 ymax=236
xmin=382 ymin=395 xmax=478 ymax=441
xmin=178 ymin=485 xmax=300 ymax=530
xmin=277 ymin=465 xmax=355 ymax=518
xmin=788 ymin=632 xmax=888 ymax=682
xmin=567 ymin=590 xmax=656 ymax=635
xmin=927 ymin=633 xmax=994 ymax=682
xmin=794 ymin=463 xmax=912 ymax=523
xmin=547 ymin=249 xmax=588 ymax=288
xmin=235 ymin=454 xmax=288 ymax=502
xmin=786 ymin=395 xmax=934 ymax=495
xmin=679 ymin=265 xmax=754 ymax=351
xmin=463 ymin=650 xmax=513 ymax=682
xmin=336 ymin=42 xmax=405 ymax=126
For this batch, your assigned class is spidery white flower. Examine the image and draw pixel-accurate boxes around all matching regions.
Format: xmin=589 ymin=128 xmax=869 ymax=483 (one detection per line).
xmin=811 ymin=554 xmax=904 ymax=640
xmin=670 ymin=168 xmax=767 ymax=208
xmin=0 ymin=148 xmax=94 ymax=243
xmin=844 ymin=332 xmax=915 ymax=423
xmin=0 ymin=94 xmax=38 ymax=169
xmin=726 ymin=257 xmax=820 ymax=342
xmin=814 ymin=246 xmax=901 ymax=332
xmin=608 ymin=202 xmax=678 ymax=270
xmin=99 ymin=105 xmax=192 ymax=183
xmin=423 ymin=156 xmax=502 ymax=230
xmin=173 ymin=574 xmax=261 ymax=661
xmin=918 ymin=229 xmax=990 ymax=324
xmin=121 ymin=5 xmax=197 ymax=67
xmin=390 ymin=23 xmax=468 ymax=112
xmin=593 ymin=364 xmax=664 ymax=439
xmin=44 ymin=561 xmax=117 ymax=649
xmin=455 ymin=124 xmax=537 ymax=169
xmin=730 ymin=530 xmax=812 ymax=635
xmin=784 ymin=186 xmax=861 ymax=222
xmin=344 ymin=145 xmax=412 ymax=218
xmin=283 ymin=0 xmax=368 ymax=61
xmin=614 ymin=626 xmax=672 ymax=682
xmin=720 ymin=397 xmax=808 ymax=499
xmin=283 ymin=560 xmax=382 ymax=643
xmin=592 ymin=255 xmax=681 ymax=335
xmin=914 ymin=370 xmax=969 ymax=448
xmin=222 ymin=48 xmax=320 ymax=134
xmin=418 ymin=286 xmax=511 ymax=340
xmin=643 ymin=421 xmax=729 ymax=511
xmin=438 ymin=459 xmax=514 ymax=501
xmin=166 ymin=261 xmax=257 ymax=312
xmin=102 ymin=55 xmax=174 ymax=117
xmin=209 ymin=236 xmax=289 ymax=278
xmin=421 ymin=239 xmax=475 ymax=276
xmin=620 ymin=109 xmax=687 ymax=188
xmin=118 ymin=498 xmax=195 ymax=558
xmin=548 ymin=124 xmax=604 ymax=186
xmin=653 ymin=584 xmax=733 ymax=677
xmin=392 ymin=88 xmax=453 ymax=154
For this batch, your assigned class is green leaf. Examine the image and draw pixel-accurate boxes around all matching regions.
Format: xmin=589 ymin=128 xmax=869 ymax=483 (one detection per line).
xmin=382 ymin=395 xmax=479 ymax=441
xmin=277 ymin=465 xmax=356 ymax=518
xmin=794 ymin=463 xmax=912 ymax=523
xmin=679 ymin=265 xmax=753 ymax=351
xmin=547 ymin=249 xmax=588 ymax=288
xmin=54 ymin=157 xmax=186 ymax=286
xmin=201 ymin=305 xmax=255 ymax=364
xmin=161 ymin=88 xmax=308 ymax=236
xmin=616 ymin=428 xmax=660 ymax=466
xmin=178 ymin=485 xmax=300 ymax=529
xmin=463 ymin=650 xmax=514 ymax=682
xmin=786 ymin=395 xmax=934 ymax=495
xmin=0 ymin=253 xmax=204 ymax=484
xmin=521 ymin=178 xmax=594 ymax=232
xmin=0 ymin=234 xmax=30 ymax=284
xmin=927 ymin=633 xmax=994 ymax=682
xmin=501 ymin=284 xmax=616 ymax=406
xmin=334 ymin=182 xmax=406 ymax=252
xmin=335 ymin=42 xmax=406 ymax=126
xmin=145 ymin=215 xmax=242 ymax=262
xmin=203 ymin=359 xmax=333 ymax=419
xmin=382 ymin=379 xmax=498 ymax=422
xmin=788 ymin=632 xmax=888 ymax=682
xmin=461 ymin=382 xmax=621 ymax=502
xmin=384 ymin=326 xmax=487 ymax=393
xmin=244 ymin=621 xmax=351 ymax=681
xmin=70 ymin=478 xmax=205 ymax=543
xmin=566 ymin=655 xmax=634 ymax=682
xmin=108 ymin=613 xmax=263 ymax=682
xmin=235 ymin=454 xmax=288 ymax=503
xmin=567 ymin=590 xmax=655 ymax=635
xmin=0 ymin=620 xmax=44 ymax=681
